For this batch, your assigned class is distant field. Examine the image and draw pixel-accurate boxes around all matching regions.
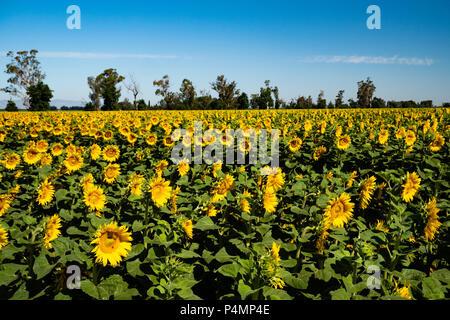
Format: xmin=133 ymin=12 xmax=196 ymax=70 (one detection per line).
xmin=0 ymin=108 xmax=448 ymax=300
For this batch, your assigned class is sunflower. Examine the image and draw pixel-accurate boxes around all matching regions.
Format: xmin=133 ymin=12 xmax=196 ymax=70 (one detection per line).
xmin=127 ymin=132 xmax=138 ymax=144
xmin=177 ymin=159 xmax=190 ymax=177
xmin=375 ymin=220 xmax=389 ymax=233
xmin=128 ymin=173 xmax=145 ymax=196
xmin=211 ymin=174 xmax=234 ymax=202
xmin=23 ymin=146 xmax=41 ymax=165
xmin=263 ymin=187 xmax=278 ymax=213
xmin=43 ymin=214 xmax=62 ymax=249
xmin=37 ymin=179 xmax=55 ymax=206
xmin=429 ymin=133 xmax=445 ymax=152
xmin=346 ymin=171 xmax=358 ymax=187
xmin=83 ymin=185 xmax=106 ymax=211
xmin=36 ymin=139 xmax=49 ymax=153
xmin=163 ymin=135 xmax=175 ymax=147
xmin=401 ymin=172 xmax=421 ymax=202
xmin=3 ymin=153 xmax=20 ymax=170
xmin=81 ymin=173 xmax=95 ymax=191
xmin=316 ymin=225 xmax=329 ymax=252
xmin=145 ymin=134 xmax=157 ymax=146
xmin=337 ymin=135 xmax=351 ymax=150
xmin=424 ymin=198 xmax=441 ymax=242
xmin=393 ymin=280 xmax=411 ymax=299
xmin=102 ymin=145 xmax=120 ymax=162
xmin=104 ymin=163 xmax=121 ymax=184
xmin=155 ymin=160 xmax=169 ymax=176
xmin=103 ymin=130 xmax=114 ymax=141
xmin=359 ymin=176 xmax=376 ymax=209
xmin=378 ymin=129 xmax=389 ymax=145
xmin=40 ymin=153 xmax=53 ymax=167
xmin=63 ymin=152 xmax=83 ymax=173
xmin=90 ymin=221 xmax=133 ymax=267
xmin=50 ymin=143 xmax=64 ymax=156
xmin=149 ymin=176 xmax=172 ymax=207
xmin=90 ymin=144 xmax=102 ymax=160
xmin=266 ymin=167 xmax=285 ymax=191
xmin=183 ymin=219 xmax=193 ymax=239
xmin=205 ymin=203 xmax=218 ymax=217
xmin=269 ymin=277 xmax=286 ymax=290
xmin=404 ymin=130 xmax=416 ymax=146
xmin=313 ymin=146 xmax=327 ymax=161
xmin=323 ymin=193 xmax=354 ymax=228
xmin=288 ymin=137 xmax=302 ymax=152
xmin=170 ymin=186 xmax=181 ymax=212
xmin=212 ymin=160 xmax=222 ymax=178
xmin=270 ymin=242 xmax=281 ymax=264
xmin=0 ymin=225 xmax=8 ymax=250
xmin=240 ymin=190 xmax=252 ymax=213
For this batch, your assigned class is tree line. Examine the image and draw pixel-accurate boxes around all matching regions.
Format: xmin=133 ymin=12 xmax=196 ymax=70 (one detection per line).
xmin=1 ymin=50 xmax=448 ymax=111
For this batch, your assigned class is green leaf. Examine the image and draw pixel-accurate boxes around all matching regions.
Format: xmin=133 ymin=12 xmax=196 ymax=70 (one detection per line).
xmin=217 ymin=263 xmax=240 ymax=278
xmin=175 ymin=249 xmax=200 ymax=259
xmin=422 ymin=277 xmax=445 ymax=299
xmin=54 ymin=293 xmax=71 ymax=300
xmin=55 ymin=189 xmax=69 ymax=204
xmin=215 ymin=247 xmax=234 ymax=263
xmin=237 ymin=280 xmax=259 ymax=299
xmin=33 ymin=255 xmax=56 ymax=280
xmin=194 ymin=216 xmax=218 ymax=231
xmin=10 ymin=283 xmax=29 ymax=300
xmin=126 ymin=259 xmax=145 ymax=277
xmin=330 ymin=288 xmax=351 ymax=300
xmin=132 ymin=220 xmax=145 ymax=232
xmin=283 ymin=274 xmax=309 ymax=290
xmin=430 ymin=268 xmax=450 ymax=285
xmin=0 ymin=263 xmax=27 ymax=286
xmin=66 ymin=226 xmax=86 ymax=236
xmin=80 ymin=280 xmax=100 ymax=299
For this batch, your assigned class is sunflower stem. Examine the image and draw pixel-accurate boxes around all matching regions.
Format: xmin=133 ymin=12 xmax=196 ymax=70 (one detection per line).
xmin=93 ymin=263 xmax=99 ymax=285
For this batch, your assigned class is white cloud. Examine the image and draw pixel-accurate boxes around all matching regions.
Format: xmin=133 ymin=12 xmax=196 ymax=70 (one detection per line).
xmin=300 ymin=55 xmax=434 ymax=66
xmin=0 ymin=51 xmax=177 ymax=59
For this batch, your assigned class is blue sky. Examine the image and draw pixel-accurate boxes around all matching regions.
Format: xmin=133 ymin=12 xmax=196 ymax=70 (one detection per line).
xmin=0 ymin=0 xmax=449 ymax=106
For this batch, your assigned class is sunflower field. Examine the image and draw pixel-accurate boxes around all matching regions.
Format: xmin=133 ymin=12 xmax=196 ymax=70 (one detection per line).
xmin=0 ymin=108 xmax=448 ymax=300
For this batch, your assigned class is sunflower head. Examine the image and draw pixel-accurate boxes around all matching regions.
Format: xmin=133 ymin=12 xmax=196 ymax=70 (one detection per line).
xmin=149 ymin=176 xmax=172 ymax=207
xmin=401 ymin=172 xmax=421 ymax=202
xmin=90 ymin=221 xmax=133 ymax=267
xmin=337 ymin=135 xmax=351 ymax=150
xmin=44 ymin=214 xmax=62 ymax=249
xmin=102 ymin=145 xmax=120 ymax=162
xmin=83 ymin=184 xmax=106 ymax=212
xmin=0 ymin=225 xmax=8 ymax=250
xmin=324 ymin=193 xmax=354 ymax=228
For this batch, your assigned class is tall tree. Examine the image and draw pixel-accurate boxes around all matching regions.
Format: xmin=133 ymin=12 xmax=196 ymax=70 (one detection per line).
xmin=272 ymin=86 xmax=281 ymax=109
xmin=210 ymin=75 xmax=240 ymax=109
xmin=153 ymin=75 xmax=171 ymax=109
xmin=179 ymin=79 xmax=196 ymax=109
xmin=27 ymin=81 xmax=53 ymax=111
xmin=87 ymin=76 xmax=102 ymax=111
xmin=1 ymin=50 xmax=45 ymax=107
xmin=357 ymin=77 xmax=376 ymax=107
xmin=95 ymin=69 xmax=125 ymax=110
xmin=236 ymin=92 xmax=250 ymax=110
xmin=317 ymin=90 xmax=326 ymax=109
xmin=124 ymin=75 xmax=141 ymax=110
xmin=5 ymin=100 xmax=18 ymax=112
xmin=335 ymin=90 xmax=344 ymax=108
